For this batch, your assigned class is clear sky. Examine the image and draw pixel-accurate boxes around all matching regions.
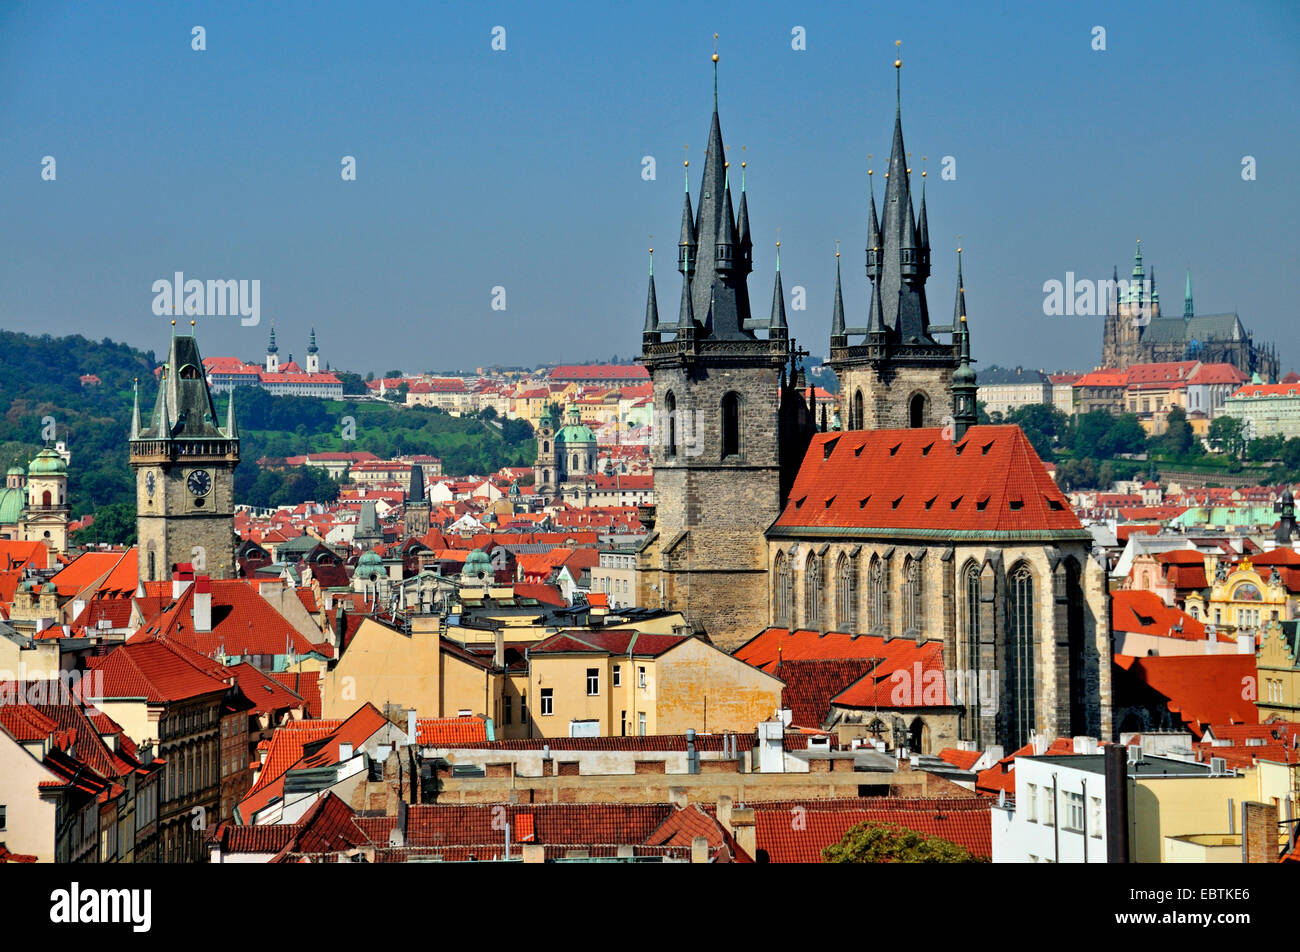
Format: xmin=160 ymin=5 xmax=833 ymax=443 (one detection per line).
xmin=3 ymin=0 xmax=1297 ymax=375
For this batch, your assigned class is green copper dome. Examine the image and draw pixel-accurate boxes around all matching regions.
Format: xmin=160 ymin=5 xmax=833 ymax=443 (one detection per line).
xmin=28 ymin=449 xmax=67 ymax=477
xmin=463 ymin=548 xmax=492 ymax=575
xmin=6 ymin=465 xmax=23 ymax=476
xmin=0 ymin=488 xmax=22 ymax=524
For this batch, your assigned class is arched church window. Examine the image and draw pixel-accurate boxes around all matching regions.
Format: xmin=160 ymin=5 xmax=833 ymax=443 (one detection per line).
xmin=665 ymin=392 xmax=677 ymax=457
xmin=852 ymin=390 xmax=864 ymax=430
xmin=909 ymin=393 xmax=926 ymax=428
xmin=804 ymin=552 xmax=821 ymax=629
xmin=1009 ymin=563 xmax=1036 ymax=750
xmin=721 ymin=392 xmax=741 ymax=459
xmin=774 ymin=552 xmax=792 ymax=628
xmin=963 ymin=562 xmax=982 ymax=709
xmin=836 ymin=553 xmax=856 ymax=631
xmin=869 ymin=555 xmax=889 ymax=636
xmin=902 ymin=556 xmax=922 ymax=633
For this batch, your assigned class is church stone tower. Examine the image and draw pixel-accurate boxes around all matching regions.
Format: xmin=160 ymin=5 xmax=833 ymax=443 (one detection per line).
xmin=131 ymin=327 xmax=240 ymax=581
xmin=22 ymin=449 xmax=70 ymax=553
xmin=533 ymin=405 xmax=558 ymax=494
xmin=306 ymin=326 xmax=320 ymax=374
xmin=404 ymin=459 xmax=430 ymax=538
xmin=635 ymin=49 xmax=814 ymax=649
xmin=265 ymin=323 xmax=280 ymax=373
xmin=829 ymin=54 xmax=964 ymax=431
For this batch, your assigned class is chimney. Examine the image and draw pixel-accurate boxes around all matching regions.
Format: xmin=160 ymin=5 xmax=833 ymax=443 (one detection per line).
xmin=717 ymin=795 xmax=733 ymax=832
xmin=494 ymin=629 xmax=504 ymax=669
xmin=1237 ymin=633 xmax=1255 ymax=654
xmin=1242 ymin=801 xmax=1279 ymax=864
xmin=522 ymin=843 xmax=545 ymax=864
xmin=339 ymin=743 xmax=353 ymax=761
xmin=1105 ymin=743 xmax=1130 ymax=863
xmin=731 ymin=808 xmax=757 ymax=860
xmin=690 ymin=835 xmax=709 ymax=864
xmin=193 ymin=575 xmax=212 ymax=632
xmin=172 ymin=562 xmax=194 ymax=600
xmin=407 ymin=709 xmax=418 ymax=744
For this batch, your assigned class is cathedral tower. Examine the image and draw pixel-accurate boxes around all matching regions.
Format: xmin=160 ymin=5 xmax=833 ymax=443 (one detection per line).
xmin=829 ymin=52 xmax=965 ymax=431
xmin=131 ymin=324 xmax=240 ymax=581
xmin=635 ymin=46 xmax=814 ymax=648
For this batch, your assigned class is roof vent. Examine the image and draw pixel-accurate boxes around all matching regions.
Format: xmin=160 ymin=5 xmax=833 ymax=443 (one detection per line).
xmin=891 ymin=496 xmax=903 ymax=510
xmin=824 ymin=495 xmax=836 ymax=509
xmin=854 ymin=443 xmax=865 ymax=457
xmin=981 ymin=441 xmax=994 ymax=455
xmin=1009 ymin=499 xmax=1024 ymax=511
xmin=859 ymin=496 xmax=870 ymax=509
xmin=921 ymin=442 xmax=934 ymax=456
xmin=951 ymin=496 xmax=963 ymax=510
xmin=924 ymin=496 xmax=936 ymax=510
xmin=889 ymin=442 xmax=902 ymax=456
xmin=976 ymin=497 xmax=989 ymax=511
xmin=954 ymin=441 xmax=967 ymax=455
xmin=822 ymin=437 xmax=840 ymax=460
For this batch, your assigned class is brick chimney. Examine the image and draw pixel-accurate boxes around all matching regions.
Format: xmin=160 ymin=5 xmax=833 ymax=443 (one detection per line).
xmin=172 ymin=562 xmax=194 ymax=601
xmin=193 ymin=575 xmax=212 ymax=632
xmin=1242 ymin=801 xmax=1279 ymax=863
xmin=731 ymin=807 xmax=757 ymax=860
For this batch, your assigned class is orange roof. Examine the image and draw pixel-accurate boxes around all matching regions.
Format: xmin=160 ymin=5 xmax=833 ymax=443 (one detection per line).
xmin=773 ymin=426 xmax=1083 ymax=537
xmin=1111 ymin=589 xmax=1223 ymax=642
xmin=1114 ymin=654 xmax=1259 ymax=738
xmin=416 ymin=715 xmax=489 ymax=745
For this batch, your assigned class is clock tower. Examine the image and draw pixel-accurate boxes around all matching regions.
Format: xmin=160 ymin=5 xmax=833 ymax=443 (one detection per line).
xmin=131 ymin=327 xmax=240 ymax=582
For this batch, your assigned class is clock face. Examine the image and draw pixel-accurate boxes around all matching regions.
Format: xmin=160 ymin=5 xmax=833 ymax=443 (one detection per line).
xmin=145 ymin=472 xmax=156 ymax=497
xmin=187 ymin=470 xmax=212 ymax=497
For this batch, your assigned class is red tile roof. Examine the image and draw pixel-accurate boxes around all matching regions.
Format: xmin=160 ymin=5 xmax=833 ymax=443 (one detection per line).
xmin=745 ymin=797 xmax=992 ymax=862
xmin=85 ymin=636 xmax=232 ymax=704
xmin=773 ymin=426 xmax=1084 ymax=538
xmin=1111 ymin=589 xmax=1224 ymax=642
xmin=267 ymin=671 xmax=322 ymax=718
xmin=937 ymin=748 xmax=982 ymax=771
xmin=775 ymin=658 xmax=877 ymax=728
xmin=531 ymin=629 xmax=688 ymax=657
xmin=1114 ymin=654 xmax=1259 ymax=738
xmin=415 ymin=715 xmax=489 ymax=745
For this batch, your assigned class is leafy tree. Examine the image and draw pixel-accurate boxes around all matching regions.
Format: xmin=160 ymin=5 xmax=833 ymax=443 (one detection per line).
xmin=479 ymin=406 xmax=498 ymax=421
xmin=1151 ymin=406 xmax=1195 ymax=458
xmin=1054 ymin=456 xmax=1099 ymax=492
xmin=976 ymin=401 xmax=991 ymax=426
xmin=384 ymin=369 xmax=404 ymax=380
xmin=1097 ymin=459 xmax=1116 ymax=489
xmin=71 ymin=502 xmax=137 ymax=546
xmin=1207 ymin=415 xmax=1247 ymax=458
xmin=822 ymin=822 xmax=988 ymax=864
xmin=1248 ymin=433 xmax=1285 ymax=461
xmin=1108 ymin=414 xmax=1149 ymax=456
xmin=335 ymin=371 xmax=366 ymax=394
xmin=1005 ymin=404 xmax=1068 ymax=461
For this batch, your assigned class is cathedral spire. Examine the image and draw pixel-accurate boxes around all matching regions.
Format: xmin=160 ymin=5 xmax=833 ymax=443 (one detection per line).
xmin=830 ymin=247 xmax=846 ymax=343
xmin=643 ymin=248 xmax=661 ymax=344
xmin=678 ymin=164 xmax=696 ymax=277
xmin=953 ymin=246 xmax=967 ymax=325
xmin=130 ymin=378 xmax=142 ymax=440
xmin=736 ymin=159 xmax=753 ymax=276
xmin=951 ymin=247 xmax=977 ymax=440
xmin=865 ymin=167 xmax=881 ymax=282
xmin=769 ymin=241 xmax=788 ymax=339
xmin=917 ymin=171 xmax=931 ymax=279
xmin=1184 ymin=268 xmax=1194 ymax=319
xmin=225 ymin=388 xmax=238 ymax=440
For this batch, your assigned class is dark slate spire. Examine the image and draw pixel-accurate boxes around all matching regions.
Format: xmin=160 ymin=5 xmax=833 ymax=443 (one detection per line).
xmin=1184 ymin=268 xmax=1194 ymax=319
xmin=267 ymin=323 xmax=278 ymax=355
xmin=677 ymin=169 xmax=696 ymax=277
xmin=715 ymin=178 xmax=737 ymax=274
xmin=769 ymin=242 xmax=788 ymax=339
xmin=307 ymin=327 xmax=319 ymax=355
xmin=1149 ymin=266 xmax=1158 ymax=307
xmin=676 ymin=269 xmax=696 ymax=339
xmin=141 ymin=334 xmax=225 ymax=441
xmin=874 ymin=52 xmax=930 ymax=341
xmin=830 ymin=249 xmax=846 ymax=344
xmin=953 ymin=246 xmax=967 ymax=325
xmin=736 ymin=162 xmax=753 ymax=276
xmin=408 ymin=458 xmax=425 ymax=504
xmin=643 ymin=248 xmax=661 ymax=343
xmin=865 ymin=169 xmax=881 ymax=281
xmin=917 ymin=178 xmax=931 ymax=280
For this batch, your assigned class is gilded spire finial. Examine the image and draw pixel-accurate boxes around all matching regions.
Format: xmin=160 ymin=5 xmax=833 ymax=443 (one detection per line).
xmin=895 ymin=40 xmax=902 ymax=111
xmin=712 ymin=33 xmax=719 ymax=108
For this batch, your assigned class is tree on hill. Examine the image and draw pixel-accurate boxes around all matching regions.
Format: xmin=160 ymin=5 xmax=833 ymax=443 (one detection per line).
xmin=71 ymin=502 xmax=137 ymax=546
xmin=822 ymin=822 xmax=987 ymax=863
xmin=1207 ymin=415 xmax=1247 ymax=459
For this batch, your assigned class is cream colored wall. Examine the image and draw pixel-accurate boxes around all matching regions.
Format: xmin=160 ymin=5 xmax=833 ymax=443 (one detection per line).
xmin=0 ymin=732 xmax=58 ymax=861
xmin=321 ymin=617 xmax=442 ymax=719
xmin=653 ymin=637 xmax=782 ymax=734
xmin=528 ymin=654 xmax=617 ymax=736
xmin=1132 ymin=773 xmax=1256 ymax=863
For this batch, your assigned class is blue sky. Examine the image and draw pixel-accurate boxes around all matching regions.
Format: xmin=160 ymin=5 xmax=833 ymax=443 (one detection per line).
xmin=2 ymin=0 xmax=1297 ymax=375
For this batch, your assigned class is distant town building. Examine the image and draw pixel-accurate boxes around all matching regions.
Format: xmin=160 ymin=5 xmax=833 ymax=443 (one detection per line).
xmin=977 ymin=366 xmax=1052 ymax=417
xmin=204 ymin=326 xmax=343 ymax=399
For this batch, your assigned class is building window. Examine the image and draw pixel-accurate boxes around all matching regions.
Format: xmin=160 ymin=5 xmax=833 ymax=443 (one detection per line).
xmin=620 ymin=711 xmax=627 ymax=736
xmin=836 ymin=553 xmax=856 ymax=632
xmin=638 ymin=712 xmax=646 ymax=736
xmin=721 ymin=392 xmax=741 ymax=459
xmin=1063 ymin=791 xmax=1084 ymax=832
xmin=963 ymin=562 xmax=982 ymax=709
xmin=638 ymin=666 xmax=647 ymax=689
xmin=804 ymin=552 xmax=822 ymax=629
xmin=852 ymin=390 xmax=864 ymax=431
xmin=504 ymin=694 xmax=512 ymax=725
xmin=1090 ymin=796 xmax=1103 ymax=837
xmin=774 ymin=552 xmax=793 ymax=628
xmin=1009 ymin=564 xmax=1036 ymax=751
xmin=869 ymin=555 xmax=890 ymax=636
xmin=665 ymin=392 xmax=677 ymax=457
xmin=1025 ymin=783 xmax=1038 ymax=822
xmin=540 ymin=688 xmax=553 ymax=716
xmin=902 ymin=556 xmax=922 ymax=633
xmin=521 ymin=692 xmax=527 ymax=721
xmin=1042 ymin=784 xmax=1055 ymax=828
xmin=909 ymin=393 xmax=926 ymax=428
xmin=613 ymin=664 xmax=622 ymax=687
xmin=0 ymin=805 xmax=5 ymax=831
xmin=586 ymin=668 xmax=600 ymax=696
